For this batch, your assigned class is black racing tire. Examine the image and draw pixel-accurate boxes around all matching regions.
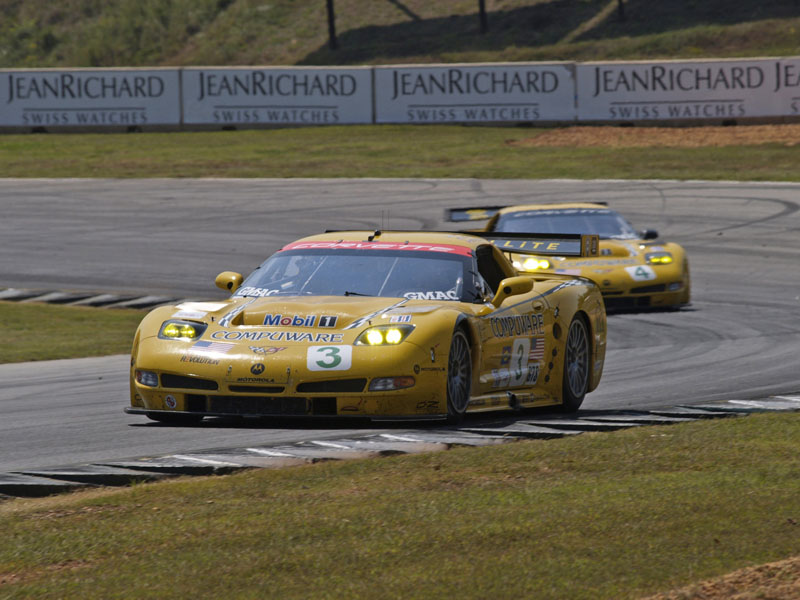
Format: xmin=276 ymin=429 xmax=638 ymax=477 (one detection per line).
xmin=559 ymin=315 xmax=590 ymax=413
xmin=679 ymin=259 xmax=691 ymax=305
xmin=446 ymin=329 xmax=472 ymax=424
xmin=146 ymin=412 xmax=204 ymax=425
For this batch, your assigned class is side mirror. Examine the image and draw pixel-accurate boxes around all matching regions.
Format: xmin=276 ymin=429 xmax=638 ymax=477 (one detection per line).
xmin=215 ymin=271 xmax=243 ymax=293
xmin=641 ymin=229 xmax=659 ymax=240
xmin=490 ymin=276 xmax=533 ymax=307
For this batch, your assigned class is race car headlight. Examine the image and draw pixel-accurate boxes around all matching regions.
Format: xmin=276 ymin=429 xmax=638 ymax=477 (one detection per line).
xmin=135 ymin=370 xmax=159 ymax=387
xmin=512 ymin=258 xmax=551 ymax=271
xmin=369 ymin=376 xmax=416 ymax=391
xmin=158 ymin=320 xmax=207 ymax=340
xmin=645 ymin=252 xmax=674 ymax=265
xmin=355 ymin=325 xmax=415 ymax=346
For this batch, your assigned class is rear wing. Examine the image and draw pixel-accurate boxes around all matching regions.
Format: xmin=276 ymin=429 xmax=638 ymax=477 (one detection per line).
xmin=444 ymin=202 xmax=610 ymax=223
xmin=476 ymin=232 xmax=600 ymax=257
xmin=445 ymin=206 xmax=507 ymax=222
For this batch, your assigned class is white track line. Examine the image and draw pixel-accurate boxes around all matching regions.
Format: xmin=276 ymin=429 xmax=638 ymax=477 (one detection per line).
xmin=380 ymin=433 xmax=424 ymax=443
xmin=246 ymin=448 xmax=296 ymax=457
xmin=170 ymin=455 xmax=241 ymax=466
xmin=310 ymin=441 xmax=352 ymax=450
xmin=773 ymin=395 xmax=800 ymax=402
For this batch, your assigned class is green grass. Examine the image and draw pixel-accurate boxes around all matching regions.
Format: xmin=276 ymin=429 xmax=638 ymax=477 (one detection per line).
xmin=1 ymin=412 xmax=798 ymax=599
xmin=3 ymin=5 xmax=799 ymax=597
xmin=2 ymin=0 xmax=800 ymax=68
xmin=0 ymin=302 xmax=143 ymax=363
xmin=3 ymin=125 xmax=800 ymax=180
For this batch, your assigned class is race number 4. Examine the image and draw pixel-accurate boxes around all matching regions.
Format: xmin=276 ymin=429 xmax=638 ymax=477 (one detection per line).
xmin=625 ymin=265 xmax=656 ymax=281
xmin=307 ymin=345 xmax=352 ymax=371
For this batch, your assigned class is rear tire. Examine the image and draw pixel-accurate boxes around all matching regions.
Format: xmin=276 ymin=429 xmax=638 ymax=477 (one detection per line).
xmin=559 ymin=316 xmax=590 ymax=413
xmin=446 ymin=329 xmax=472 ymax=424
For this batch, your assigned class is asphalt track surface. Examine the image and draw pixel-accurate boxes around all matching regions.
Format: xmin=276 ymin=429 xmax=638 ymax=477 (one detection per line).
xmin=1 ymin=178 xmax=800 ymax=473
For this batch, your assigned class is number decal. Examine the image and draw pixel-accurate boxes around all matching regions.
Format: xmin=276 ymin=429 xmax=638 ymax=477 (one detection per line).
xmin=514 ymin=345 xmax=524 ymax=379
xmin=525 ymin=363 xmax=540 ymax=385
xmin=493 ymin=338 xmax=532 ymax=388
xmin=625 ymin=265 xmax=657 ymax=281
xmin=307 ymin=345 xmax=352 ymax=371
xmin=510 ymin=338 xmax=531 ymax=386
xmin=317 ymin=347 xmax=342 ymax=368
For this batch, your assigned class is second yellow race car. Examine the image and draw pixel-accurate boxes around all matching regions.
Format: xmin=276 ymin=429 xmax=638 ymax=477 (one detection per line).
xmin=447 ymin=203 xmax=690 ymax=311
xmin=127 ymin=230 xmax=606 ymax=424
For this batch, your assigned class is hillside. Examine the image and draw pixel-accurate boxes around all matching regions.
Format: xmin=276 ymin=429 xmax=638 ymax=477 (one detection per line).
xmin=1 ymin=0 xmax=799 ymax=69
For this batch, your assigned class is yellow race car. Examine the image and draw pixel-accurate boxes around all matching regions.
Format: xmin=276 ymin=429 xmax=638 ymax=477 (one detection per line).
xmin=127 ymin=230 xmax=606 ymax=423
xmin=448 ymin=203 xmax=690 ymax=311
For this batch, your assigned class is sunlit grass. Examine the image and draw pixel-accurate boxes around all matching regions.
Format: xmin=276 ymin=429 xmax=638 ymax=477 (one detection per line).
xmin=1 ymin=412 xmax=798 ymax=599
xmin=0 ymin=301 xmax=143 ymax=363
xmin=3 ymin=126 xmax=800 ymax=180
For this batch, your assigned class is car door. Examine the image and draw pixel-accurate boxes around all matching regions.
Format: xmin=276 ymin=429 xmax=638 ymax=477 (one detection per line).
xmin=473 ymin=245 xmax=547 ymax=400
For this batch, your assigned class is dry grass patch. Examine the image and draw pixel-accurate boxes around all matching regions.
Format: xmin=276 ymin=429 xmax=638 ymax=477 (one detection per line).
xmin=509 ymin=124 xmax=800 ymax=148
xmin=645 ymin=555 xmax=800 ymax=599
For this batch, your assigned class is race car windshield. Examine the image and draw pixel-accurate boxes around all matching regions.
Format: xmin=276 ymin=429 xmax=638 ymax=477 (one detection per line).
xmin=493 ymin=208 xmax=638 ymax=240
xmin=236 ymin=249 xmax=474 ymax=302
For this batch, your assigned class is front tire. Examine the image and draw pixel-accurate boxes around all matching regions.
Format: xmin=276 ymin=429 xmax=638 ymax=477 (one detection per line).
xmin=446 ymin=329 xmax=472 ymax=423
xmin=679 ymin=259 xmax=691 ymax=305
xmin=560 ymin=316 xmax=590 ymax=413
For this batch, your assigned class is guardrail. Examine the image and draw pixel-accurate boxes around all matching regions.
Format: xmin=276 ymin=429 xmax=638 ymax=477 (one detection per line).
xmin=2 ymin=57 xmax=799 ymax=132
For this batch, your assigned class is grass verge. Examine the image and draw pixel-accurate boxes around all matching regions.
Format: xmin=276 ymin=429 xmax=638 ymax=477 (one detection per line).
xmin=0 ymin=301 xmax=142 ymax=363
xmin=1 ymin=412 xmax=798 ymax=599
xmin=3 ymin=0 xmax=800 ymax=68
xmin=3 ymin=126 xmax=800 ymax=180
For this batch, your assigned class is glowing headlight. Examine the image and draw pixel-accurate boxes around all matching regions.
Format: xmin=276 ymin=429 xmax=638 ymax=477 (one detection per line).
xmin=366 ymin=329 xmax=384 ymax=345
xmin=645 ymin=252 xmax=674 ymax=265
xmin=355 ymin=324 xmax=414 ymax=346
xmin=513 ymin=257 xmax=550 ymax=271
xmin=158 ymin=320 xmax=207 ymax=340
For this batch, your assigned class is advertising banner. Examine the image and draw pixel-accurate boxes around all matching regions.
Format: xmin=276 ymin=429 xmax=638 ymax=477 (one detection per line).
xmin=374 ymin=63 xmax=576 ymax=123
xmin=182 ymin=67 xmax=373 ymax=126
xmin=576 ymin=58 xmax=796 ymax=121
xmin=0 ymin=68 xmax=180 ymax=128
xmin=775 ymin=57 xmax=800 ymax=117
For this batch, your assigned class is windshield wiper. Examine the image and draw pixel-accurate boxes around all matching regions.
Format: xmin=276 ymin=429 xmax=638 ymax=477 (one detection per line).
xmin=344 ymin=290 xmax=372 ymax=297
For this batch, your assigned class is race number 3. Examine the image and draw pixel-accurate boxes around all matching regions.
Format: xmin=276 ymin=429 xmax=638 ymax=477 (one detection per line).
xmin=307 ymin=345 xmax=352 ymax=371
xmin=510 ymin=337 xmax=531 ymax=386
